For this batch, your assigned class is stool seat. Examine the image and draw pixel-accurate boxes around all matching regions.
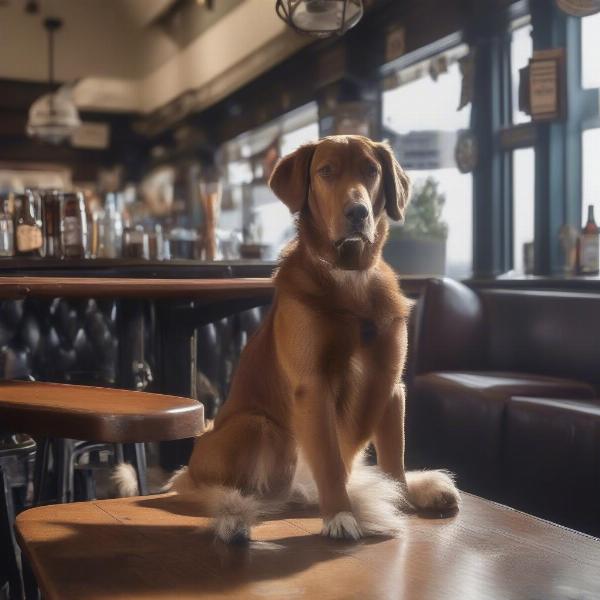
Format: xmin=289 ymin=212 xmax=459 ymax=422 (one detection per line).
xmin=0 ymin=381 xmax=204 ymax=442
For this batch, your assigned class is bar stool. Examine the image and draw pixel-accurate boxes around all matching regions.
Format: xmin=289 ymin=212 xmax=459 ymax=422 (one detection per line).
xmin=0 ymin=379 xmax=204 ymax=600
xmin=1 ymin=434 xmax=36 ymax=600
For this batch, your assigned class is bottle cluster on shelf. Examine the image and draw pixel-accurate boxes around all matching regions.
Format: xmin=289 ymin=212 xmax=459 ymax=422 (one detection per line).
xmin=0 ymin=190 xmax=89 ymax=259
xmin=0 ymin=189 xmax=212 ymax=261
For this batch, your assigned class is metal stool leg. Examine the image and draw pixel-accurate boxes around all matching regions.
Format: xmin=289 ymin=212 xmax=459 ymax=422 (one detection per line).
xmin=55 ymin=440 xmax=74 ymax=504
xmin=32 ymin=438 xmax=50 ymax=506
xmin=113 ymin=444 xmax=125 ymax=465
xmin=133 ymin=443 xmax=148 ymax=496
xmin=1 ymin=464 xmax=24 ymax=600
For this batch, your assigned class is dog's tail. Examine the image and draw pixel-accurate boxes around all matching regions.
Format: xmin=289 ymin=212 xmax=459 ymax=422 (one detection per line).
xmin=169 ymin=467 xmax=272 ymax=543
xmin=113 ymin=462 xmax=271 ymax=542
xmin=111 ymin=462 xmax=140 ymax=497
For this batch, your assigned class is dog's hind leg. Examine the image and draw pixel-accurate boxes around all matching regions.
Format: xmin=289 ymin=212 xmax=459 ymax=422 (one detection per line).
xmin=181 ymin=413 xmax=295 ymax=543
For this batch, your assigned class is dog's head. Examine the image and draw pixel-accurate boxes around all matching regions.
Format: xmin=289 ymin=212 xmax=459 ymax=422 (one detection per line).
xmin=269 ymin=135 xmax=410 ymax=270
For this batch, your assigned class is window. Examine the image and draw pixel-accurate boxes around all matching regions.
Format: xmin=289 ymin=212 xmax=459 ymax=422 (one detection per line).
xmin=510 ymin=22 xmax=533 ymax=125
xmin=513 ymin=148 xmax=535 ymax=273
xmin=382 ymin=45 xmax=472 ymax=279
xmin=219 ymin=103 xmax=318 ymax=260
xmin=280 ymin=122 xmax=319 ymax=157
xmin=582 ymin=12 xmax=600 ymax=90
xmin=509 ymin=20 xmax=535 ymax=273
xmin=582 ymin=128 xmax=600 ymax=224
xmin=581 ymin=13 xmax=600 ymax=225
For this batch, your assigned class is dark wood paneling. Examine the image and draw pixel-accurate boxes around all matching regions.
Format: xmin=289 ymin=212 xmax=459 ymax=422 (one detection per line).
xmin=0 ymin=79 xmax=150 ymax=182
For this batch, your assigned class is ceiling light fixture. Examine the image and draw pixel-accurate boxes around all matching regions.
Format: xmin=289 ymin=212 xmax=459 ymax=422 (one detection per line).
xmin=26 ymin=17 xmax=81 ymax=144
xmin=275 ymin=0 xmax=363 ymax=38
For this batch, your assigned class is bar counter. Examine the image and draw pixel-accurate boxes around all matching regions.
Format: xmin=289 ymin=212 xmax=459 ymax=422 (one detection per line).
xmin=0 ymin=276 xmax=275 ymax=300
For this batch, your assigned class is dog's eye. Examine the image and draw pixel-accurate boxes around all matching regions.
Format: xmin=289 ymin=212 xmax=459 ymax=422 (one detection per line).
xmin=366 ymin=163 xmax=379 ymax=178
xmin=317 ymin=165 xmax=334 ymax=179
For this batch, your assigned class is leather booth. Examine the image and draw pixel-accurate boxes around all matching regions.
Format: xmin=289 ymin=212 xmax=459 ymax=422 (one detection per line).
xmin=408 ymin=278 xmax=600 ymax=536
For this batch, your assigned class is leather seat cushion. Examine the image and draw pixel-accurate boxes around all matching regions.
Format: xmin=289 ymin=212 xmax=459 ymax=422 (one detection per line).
xmin=410 ymin=371 xmax=596 ymax=499
xmin=504 ymin=396 xmax=600 ymax=536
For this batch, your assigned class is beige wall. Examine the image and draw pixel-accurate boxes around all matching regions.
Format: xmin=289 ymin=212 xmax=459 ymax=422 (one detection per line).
xmin=0 ymin=0 xmax=308 ymax=115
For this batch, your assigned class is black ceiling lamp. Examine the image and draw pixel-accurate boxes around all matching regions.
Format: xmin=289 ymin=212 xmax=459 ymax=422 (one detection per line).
xmin=26 ymin=17 xmax=81 ymax=144
xmin=275 ymin=0 xmax=363 ymax=38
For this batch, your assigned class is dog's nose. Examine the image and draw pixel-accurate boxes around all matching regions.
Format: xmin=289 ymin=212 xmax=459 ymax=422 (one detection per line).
xmin=345 ymin=203 xmax=369 ymax=224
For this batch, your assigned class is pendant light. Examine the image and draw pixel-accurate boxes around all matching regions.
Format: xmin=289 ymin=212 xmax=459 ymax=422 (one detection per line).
xmin=275 ymin=0 xmax=363 ymax=37
xmin=26 ymin=17 xmax=81 ymax=144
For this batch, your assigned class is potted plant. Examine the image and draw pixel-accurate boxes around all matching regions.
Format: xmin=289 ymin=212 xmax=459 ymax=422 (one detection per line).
xmin=383 ymin=176 xmax=448 ymax=275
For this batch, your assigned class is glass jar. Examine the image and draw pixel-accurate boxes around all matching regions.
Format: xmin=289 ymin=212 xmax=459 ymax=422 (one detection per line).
xmin=123 ymin=225 xmax=149 ymax=259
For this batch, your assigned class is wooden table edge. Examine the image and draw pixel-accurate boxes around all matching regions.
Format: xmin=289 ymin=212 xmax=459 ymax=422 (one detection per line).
xmin=0 ymin=276 xmax=275 ymax=299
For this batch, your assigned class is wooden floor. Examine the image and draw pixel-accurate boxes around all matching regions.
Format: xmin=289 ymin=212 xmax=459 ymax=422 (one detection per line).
xmin=16 ymin=492 xmax=600 ymax=600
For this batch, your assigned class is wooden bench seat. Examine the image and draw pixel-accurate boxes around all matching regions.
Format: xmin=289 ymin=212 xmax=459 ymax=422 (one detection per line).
xmin=15 ymin=492 xmax=600 ymax=600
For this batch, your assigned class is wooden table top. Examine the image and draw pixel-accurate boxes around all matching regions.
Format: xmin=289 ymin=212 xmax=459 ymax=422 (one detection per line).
xmin=16 ymin=492 xmax=600 ymax=600
xmin=0 ymin=276 xmax=275 ymax=299
xmin=0 ymin=381 xmax=204 ymax=442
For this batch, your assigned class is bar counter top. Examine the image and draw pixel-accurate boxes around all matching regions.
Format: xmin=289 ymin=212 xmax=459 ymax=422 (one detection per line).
xmin=0 ymin=276 xmax=276 ymax=300
xmin=2 ymin=259 xmax=600 ymax=299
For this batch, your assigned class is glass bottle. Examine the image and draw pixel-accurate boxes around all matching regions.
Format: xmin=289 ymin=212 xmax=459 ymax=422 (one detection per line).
xmin=15 ymin=190 xmax=43 ymax=257
xmin=42 ymin=190 xmax=62 ymax=258
xmin=60 ymin=192 xmax=88 ymax=259
xmin=0 ymin=197 xmax=14 ymax=257
xmin=578 ymin=205 xmax=599 ymax=275
xmin=97 ymin=193 xmax=123 ymax=259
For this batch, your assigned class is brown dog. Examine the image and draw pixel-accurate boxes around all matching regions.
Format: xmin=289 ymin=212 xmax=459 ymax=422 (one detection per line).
xmin=163 ymin=135 xmax=460 ymax=542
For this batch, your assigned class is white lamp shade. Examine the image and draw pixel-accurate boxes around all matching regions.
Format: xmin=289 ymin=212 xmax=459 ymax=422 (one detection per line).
xmin=26 ymin=87 xmax=81 ymax=144
xmin=277 ymin=0 xmax=363 ymax=37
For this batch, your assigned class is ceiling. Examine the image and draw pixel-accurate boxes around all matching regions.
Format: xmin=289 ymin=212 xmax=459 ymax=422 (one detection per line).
xmin=0 ymin=0 xmax=247 ymax=81
xmin=0 ymin=0 xmax=305 ymax=115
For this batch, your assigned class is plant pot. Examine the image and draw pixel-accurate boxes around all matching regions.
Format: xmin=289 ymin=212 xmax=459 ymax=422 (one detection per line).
xmin=382 ymin=235 xmax=447 ymax=275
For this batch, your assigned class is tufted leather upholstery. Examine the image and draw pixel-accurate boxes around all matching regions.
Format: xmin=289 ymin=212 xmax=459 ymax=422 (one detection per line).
xmin=0 ymin=298 xmax=118 ymax=384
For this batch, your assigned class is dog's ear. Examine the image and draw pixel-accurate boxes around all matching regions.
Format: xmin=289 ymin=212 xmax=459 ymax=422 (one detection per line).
xmin=269 ymin=143 xmax=316 ymax=214
xmin=376 ymin=141 xmax=411 ymax=222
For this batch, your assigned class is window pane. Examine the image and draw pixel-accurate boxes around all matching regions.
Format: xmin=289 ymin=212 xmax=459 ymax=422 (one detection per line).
xmin=219 ymin=103 xmax=318 ymax=260
xmin=582 ymin=128 xmax=600 ymax=224
xmin=382 ymin=48 xmax=472 ymax=278
xmin=513 ymin=148 xmax=535 ymax=273
xmin=511 ymin=24 xmax=533 ymax=125
xmin=280 ymin=122 xmax=319 ymax=156
xmin=582 ymin=13 xmax=600 ymax=89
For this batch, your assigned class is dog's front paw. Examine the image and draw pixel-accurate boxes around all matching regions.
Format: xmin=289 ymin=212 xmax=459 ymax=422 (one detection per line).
xmin=322 ymin=512 xmax=362 ymax=540
xmin=406 ymin=470 xmax=460 ymax=514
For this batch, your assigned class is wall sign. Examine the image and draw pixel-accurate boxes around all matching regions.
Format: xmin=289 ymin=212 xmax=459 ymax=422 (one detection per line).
xmin=528 ymin=48 xmax=566 ymax=122
xmin=556 ymin=0 xmax=600 ymax=16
